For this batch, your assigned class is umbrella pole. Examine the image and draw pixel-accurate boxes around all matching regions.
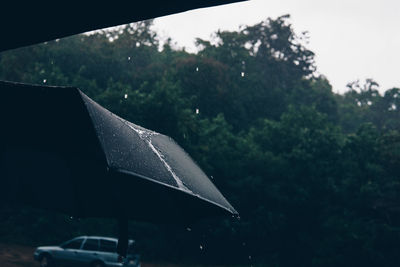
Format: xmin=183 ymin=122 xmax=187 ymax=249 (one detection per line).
xmin=117 ymin=218 xmax=128 ymax=258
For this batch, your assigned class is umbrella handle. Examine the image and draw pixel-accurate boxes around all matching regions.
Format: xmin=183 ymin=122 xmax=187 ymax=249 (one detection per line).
xmin=117 ymin=218 xmax=128 ymax=258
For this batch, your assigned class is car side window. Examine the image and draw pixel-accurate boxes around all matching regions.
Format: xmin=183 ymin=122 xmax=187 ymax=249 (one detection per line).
xmin=62 ymin=238 xmax=83 ymax=249
xmin=82 ymin=238 xmax=99 ymax=251
xmin=99 ymin=239 xmax=117 ymax=253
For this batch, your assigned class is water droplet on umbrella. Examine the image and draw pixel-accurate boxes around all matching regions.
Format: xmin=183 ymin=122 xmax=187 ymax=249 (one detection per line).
xmin=241 ymin=72 xmax=245 ymax=77
xmin=43 ymin=79 xmax=47 ymax=83
xmin=124 ymin=94 xmax=128 ymax=99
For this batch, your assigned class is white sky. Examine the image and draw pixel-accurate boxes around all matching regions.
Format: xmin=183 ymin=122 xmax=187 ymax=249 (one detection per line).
xmin=152 ymin=0 xmax=400 ymax=94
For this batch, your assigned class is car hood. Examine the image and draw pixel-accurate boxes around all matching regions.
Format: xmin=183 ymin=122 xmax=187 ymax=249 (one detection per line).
xmin=36 ymin=246 xmax=63 ymax=251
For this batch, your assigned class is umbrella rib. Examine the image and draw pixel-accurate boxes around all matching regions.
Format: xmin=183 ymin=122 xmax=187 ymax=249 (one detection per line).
xmin=124 ymin=123 xmax=191 ymax=192
xmin=146 ymin=138 xmax=191 ymax=192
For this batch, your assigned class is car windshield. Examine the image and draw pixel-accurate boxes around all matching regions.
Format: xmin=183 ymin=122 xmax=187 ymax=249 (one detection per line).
xmin=1 ymin=1 xmax=400 ymax=267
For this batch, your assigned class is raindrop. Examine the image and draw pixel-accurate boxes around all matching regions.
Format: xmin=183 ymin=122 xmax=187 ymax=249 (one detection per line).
xmin=242 ymin=242 xmax=246 ymax=246
xmin=136 ymin=42 xmax=140 ymax=47
xmin=357 ymin=101 xmax=362 ymax=106
xmin=43 ymin=79 xmax=47 ymax=84
xmin=186 ymin=227 xmax=192 ymax=232
xmin=124 ymin=94 xmax=128 ymax=99
xmin=109 ymin=37 xmax=114 ymax=42
xmin=248 ymin=255 xmax=252 ymax=260
xmin=232 ymin=214 xmax=241 ymax=220
xmin=195 ymin=108 xmax=199 ymax=114
xmin=70 ymin=216 xmax=74 ymax=220
xmin=241 ymin=72 xmax=245 ymax=77
xmin=196 ymin=67 xmax=199 ymax=72
xmin=367 ymin=101 xmax=372 ymax=106
xmin=128 ymin=56 xmax=131 ymax=61
xmin=199 ymin=245 xmax=203 ymax=250
xmin=210 ymin=175 xmax=214 ymax=180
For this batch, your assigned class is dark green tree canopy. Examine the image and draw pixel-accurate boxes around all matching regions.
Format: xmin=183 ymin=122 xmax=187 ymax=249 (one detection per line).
xmin=1 ymin=16 xmax=400 ymax=267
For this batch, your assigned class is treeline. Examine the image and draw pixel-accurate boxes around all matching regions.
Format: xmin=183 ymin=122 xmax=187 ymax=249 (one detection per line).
xmin=1 ymin=16 xmax=400 ymax=267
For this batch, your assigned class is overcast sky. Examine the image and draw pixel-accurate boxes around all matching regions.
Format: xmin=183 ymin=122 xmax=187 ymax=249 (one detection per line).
xmin=151 ymin=0 xmax=400 ymax=94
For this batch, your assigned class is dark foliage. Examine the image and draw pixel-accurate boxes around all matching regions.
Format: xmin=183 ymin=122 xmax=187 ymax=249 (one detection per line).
xmin=1 ymin=16 xmax=400 ymax=267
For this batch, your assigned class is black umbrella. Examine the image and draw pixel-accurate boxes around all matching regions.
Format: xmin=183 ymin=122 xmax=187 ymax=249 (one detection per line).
xmin=0 ymin=80 xmax=238 ymax=255
xmin=0 ymin=0 xmax=246 ymax=52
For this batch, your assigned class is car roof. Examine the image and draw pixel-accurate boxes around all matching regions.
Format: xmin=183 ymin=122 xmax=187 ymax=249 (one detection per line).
xmin=74 ymin=236 xmax=135 ymax=243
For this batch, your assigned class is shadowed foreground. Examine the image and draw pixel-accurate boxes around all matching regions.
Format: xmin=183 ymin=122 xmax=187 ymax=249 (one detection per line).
xmin=0 ymin=243 xmax=245 ymax=267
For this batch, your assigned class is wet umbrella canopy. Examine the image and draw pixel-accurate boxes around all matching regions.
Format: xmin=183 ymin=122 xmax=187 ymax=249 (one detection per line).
xmin=0 ymin=81 xmax=238 ymax=255
xmin=0 ymin=81 xmax=237 ymax=223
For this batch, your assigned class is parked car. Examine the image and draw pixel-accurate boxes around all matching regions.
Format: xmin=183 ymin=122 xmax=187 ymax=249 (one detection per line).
xmin=33 ymin=236 xmax=141 ymax=267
